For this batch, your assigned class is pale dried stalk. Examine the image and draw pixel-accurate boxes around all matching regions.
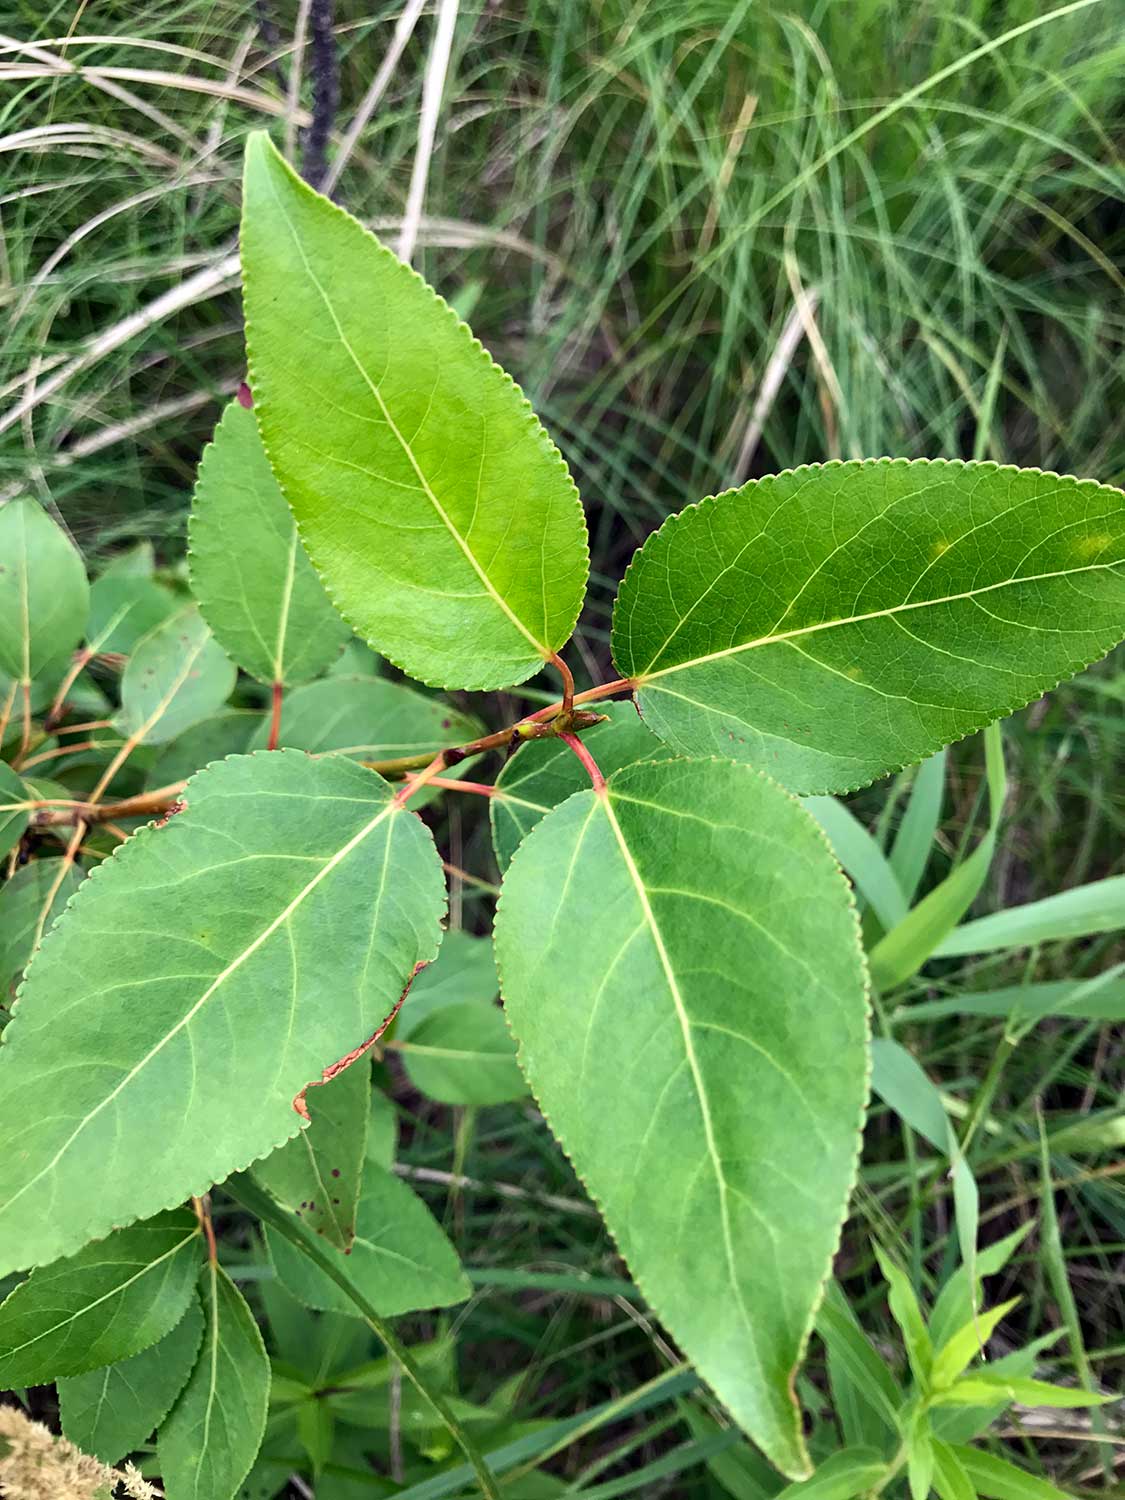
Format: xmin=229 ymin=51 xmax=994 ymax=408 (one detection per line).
xmin=398 ymin=0 xmax=459 ymax=265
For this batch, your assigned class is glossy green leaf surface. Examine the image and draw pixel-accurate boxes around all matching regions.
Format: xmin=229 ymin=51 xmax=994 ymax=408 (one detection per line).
xmin=495 ymin=758 xmax=869 ymax=1477
xmin=246 ymin=675 xmax=481 ymax=762
xmin=254 ymin=1063 xmax=369 ymax=1251
xmin=0 ymin=858 xmax=84 ymax=1002
xmin=266 ymin=1160 xmax=470 ymax=1317
xmin=158 ymin=1264 xmax=270 ymax=1500
xmin=0 ymin=1209 xmax=200 ymax=1386
xmin=116 ymin=606 xmax=237 ymax=745
xmin=189 ymin=401 xmax=349 ymax=685
xmin=240 ymin=132 xmax=588 ymax=690
xmin=58 ymin=1295 xmax=204 ymax=1464
xmin=399 ymin=1001 xmax=526 ymax=1106
xmin=0 ymin=498 xmax=89 ymax=692
xmin=0 ymin=751 xmax=445 ymax=1275
xmin=490 ymin=701 xmax=668 ymax=871
xmin=612 ymin=460 xmax=1125 ymax=793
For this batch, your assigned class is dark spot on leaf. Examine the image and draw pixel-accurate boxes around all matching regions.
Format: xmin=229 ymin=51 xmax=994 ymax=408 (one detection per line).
xmin=331 ymin=1168 xmax=340 ymax=1177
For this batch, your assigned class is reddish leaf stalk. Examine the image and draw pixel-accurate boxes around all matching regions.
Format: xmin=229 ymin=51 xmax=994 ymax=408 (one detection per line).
xmin=267 ymin=680 xmax=284 ymax=750
xmin=559 ymin=731 xmax=607 ymax=794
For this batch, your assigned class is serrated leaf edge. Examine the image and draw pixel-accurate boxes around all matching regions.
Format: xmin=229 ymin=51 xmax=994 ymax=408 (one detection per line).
xmin=492 ymin=754 xmax=871 ymax=1479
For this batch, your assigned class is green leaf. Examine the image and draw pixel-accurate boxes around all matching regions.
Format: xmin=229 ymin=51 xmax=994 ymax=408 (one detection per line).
xmin=116 ymin=605 xmax=237 ymax=745
xmin=246 ymin=675 xmax=481 ymax=763
xmin=874 ymin=1247 xmax=933 ymax=1387
xmin=0 ymin=761 xmax=30 ymax=861
xmin=934 ymin=876 xmax=1125 ymax=956
xmin=870 ymin=1038 xmax=949 ymax=1151
xmin=773 ymin=1447 xmax=887 ymax=1499
xmin=931 ymin=1440 xmax=976 ymax=1500
xmin=0 ymin=857 xmax=84 ymax=1001
xmin=399 ymin=1001 xmax=527 ymax=1106
xmin=58 ymin=1295 xmax=205 ymax=1463
xmin=240 ymin=131 xmax=588 ymax=691
xmin=866 ymin=721 xmax=1006 ymax=991
xmin=929 ymin=1224 xmax=1033 ymax=1351
xmin=950 ymin=1446 xmax=1070 ymax=1500
xmin=817 ymin=1282 xmax=903 ymax=1443
xmin=158 ymin=1264 xmax=270 ymax=1500
xmin=189 ymin=401 xmax=350 ymax=685
xmin=266 ymin=1159 xmax=470 ymax=1317
xmin=86 ymin=570 xmax=177 ymax=656
xmin=897 ymin=975 xmax=1125 ymax=1026
xmin=490 ymin=702 xmax=668 ymax=871
xmin=147 ymin=708 xmax=262 ymax=788
xmin=678 ymin=1403 xmax=781 ymax=1500
xmin=0 ymin=498 xmax=89 ymax=693
xmin=0 ymin=751 xmax=445 ymax=1275
xmin=802 ymin=797 xmax=907 ymax=933
xmin=888 ymin=752 xmax=946 ymax=905
xmin=908 ymin=1424 xmax=935 ymax=1500
xmin=253 ymin=1062 xmax=369 ymax=1251
xmin=932 ymin=1299 xmax=1021 ymax=1390
xmin=612 ymin=460 xmax=1125 ymax=794
xmin=495 ymin=758 xmax=869 ymax=1477
xmin=0 ymin=1208 xmax=201 ymax=1386
xmin=935 ymin=1376 xmax=1111 ymax=1410
xmin=396 ymin=929 xmax=499 ymax=1041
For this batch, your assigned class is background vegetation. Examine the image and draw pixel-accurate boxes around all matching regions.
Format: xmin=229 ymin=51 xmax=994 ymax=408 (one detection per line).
xmin=0 ymin=0 xmax=1122 ymax=1495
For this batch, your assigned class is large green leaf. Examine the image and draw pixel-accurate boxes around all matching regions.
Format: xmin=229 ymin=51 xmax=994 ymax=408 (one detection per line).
xmin=399 ymin=1001 xmax=527 ymax=1106
xmin=116 ymin=605 xmax=237 ymax=745
xmin=58 ymin=1295 xmax=205 ymax=1464
xmin=0 ymin=498 xmax=89 ymax=694
xmin=240 ymin=131 xmax=588 ymax=691
xmin=489 ymin=701 xmax=668 ymax=871
xmin=612 ymin=460 xmax=1125 ymax=794
xmin=0 ymin=751 xmax=445 ymax=1275
xmin=0 ymin=1208 xmax=201 ymax=1386
xmin=189 ymin=401 xmax=350 ymax=685
xmin=266 ymin=1159 xmax=470 ymax=1317
xmin=253 ymin=1062 xmax=369 ymax=1251
xmin=158 ymin=1264 xmax=270 ymax=1500
xmin=494 ymin=758 xmax=869 ymax=1477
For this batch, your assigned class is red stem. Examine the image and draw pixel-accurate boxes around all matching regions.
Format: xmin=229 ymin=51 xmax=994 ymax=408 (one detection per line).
xmin=267 ymin=680 xmax=283 ymax=750
xmin=551 ymin=652 xmax=575 ymax=715
xmin=559 ymin=731 xmax=607 ymax=795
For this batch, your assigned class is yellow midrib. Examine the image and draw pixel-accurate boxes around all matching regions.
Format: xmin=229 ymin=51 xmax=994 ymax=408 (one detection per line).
xmin=264 ymin=177 xmax=550 ymax=663
xmin=639 ymin=556 xmax=1125 ymax=681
